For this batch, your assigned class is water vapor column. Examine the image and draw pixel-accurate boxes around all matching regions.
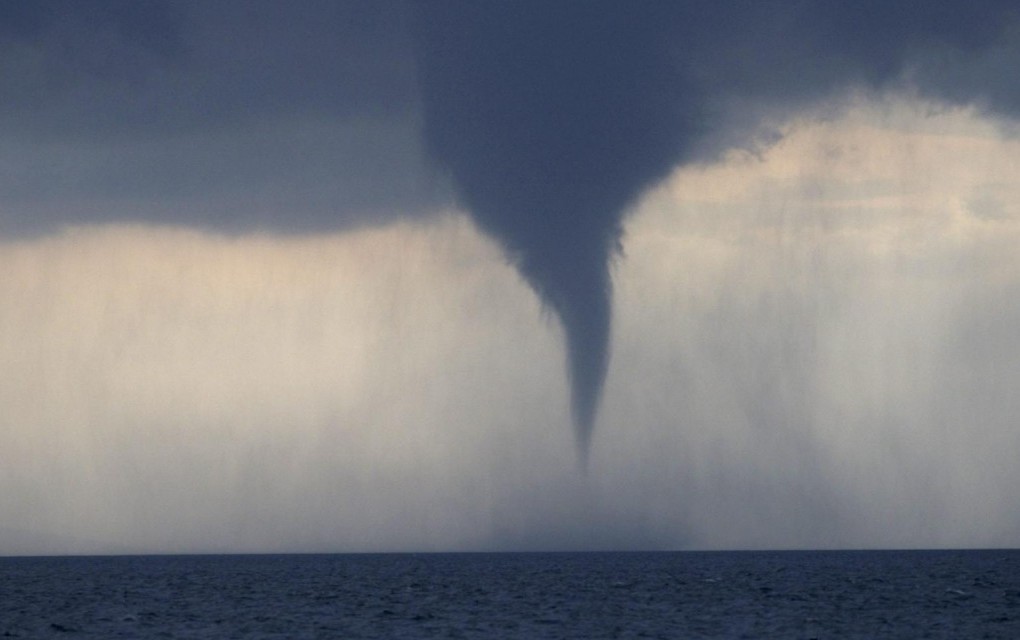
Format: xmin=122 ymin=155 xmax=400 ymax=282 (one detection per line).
xmin=413 ymin=3 xmax=687 ymax=456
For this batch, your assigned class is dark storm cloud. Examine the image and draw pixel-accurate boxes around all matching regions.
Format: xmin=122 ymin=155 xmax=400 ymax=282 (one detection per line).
xmin=0 ymin=0 xmax=417 ymax=133
xmin=0 ymin=0 xmax=441 ymax=235
xmin=3 ymin=0 xmax=1016 ymax=230
xmin=411 ymin=0 xmax=1020 ymax=453
xmin=0 ymin=0 xmax=181 ymax=48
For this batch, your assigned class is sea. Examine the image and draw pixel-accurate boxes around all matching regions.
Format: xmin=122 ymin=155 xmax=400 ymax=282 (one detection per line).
xmin=1 ymin=550 xmax=1018 ymax=638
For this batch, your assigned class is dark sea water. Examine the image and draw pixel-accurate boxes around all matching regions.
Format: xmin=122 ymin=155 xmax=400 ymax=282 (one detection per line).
xmin=1 ymin=550 xmax=1018 ymax=638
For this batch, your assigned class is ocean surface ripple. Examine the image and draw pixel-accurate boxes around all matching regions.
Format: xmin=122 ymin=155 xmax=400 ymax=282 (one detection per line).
xmin=2 ymin=550 xmax=1019 ymax=638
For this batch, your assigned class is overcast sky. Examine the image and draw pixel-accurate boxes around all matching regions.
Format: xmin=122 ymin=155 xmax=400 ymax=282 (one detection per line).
xmin=2 ymin=1 xmax=1020 ymax=554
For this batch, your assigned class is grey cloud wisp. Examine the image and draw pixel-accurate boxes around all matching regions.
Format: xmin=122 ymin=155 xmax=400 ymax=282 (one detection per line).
xmin=3 ymin=1 xmax=1020 ymax=458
